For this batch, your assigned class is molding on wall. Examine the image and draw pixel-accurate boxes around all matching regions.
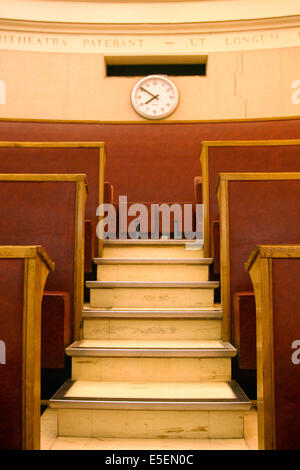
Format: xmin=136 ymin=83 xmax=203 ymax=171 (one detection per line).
xmin=0 ymin=116 xmax=300 ymax=124
xmin=1 ymin=15 xmax=300 ymax=34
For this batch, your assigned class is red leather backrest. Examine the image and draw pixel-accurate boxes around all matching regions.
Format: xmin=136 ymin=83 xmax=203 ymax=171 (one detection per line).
xmin=41 ymin=291 xmax=71 ymax=369
xmin=104 ymin=182 xmax=114 ymax=204
xmin=233 ymin=291 xmax=256 ymax=370
xmin=0 ymin=181 xmax=76 ymax=329
xmin=194 ymin=176 xmax=203 ymax=204
xmin=0 ymin=146 xmax=99 ymax=222
xmin=228 ymin=179 xmax=300 ymax=335
xmin=272 ymin=258 xmax=300 ymax=450
xmin=0 ymin=259 xmax=24 ymax=450
xmin=207 ymin=145 xmax=300 ymax=227
xmin=1 ymin=119 xmax=300 ymax=203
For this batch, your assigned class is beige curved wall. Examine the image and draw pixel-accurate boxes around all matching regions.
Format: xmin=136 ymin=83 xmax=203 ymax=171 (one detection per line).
xmin=0 ymin=0 xmax=299 ymax=121
xmin=1 ymin=0 xmax=300 ymax=25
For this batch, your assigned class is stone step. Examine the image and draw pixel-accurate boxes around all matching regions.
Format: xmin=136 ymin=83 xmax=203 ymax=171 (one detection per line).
xmin=86 ymin=281 xmax=219 ymax=309
xmin=66 ymin=340 xmax=235 ymax=382
xmin=66 ymin=339 xmax=236 ymax=357
xmin=47 ymin=436 xmax=250 ymax=451
xmin=103 ymin=239 xmax=204 ymax=259
xmin=41 ymin=407 xmax=258 ymax=452
xmin=41 ymin=408 xmax=256 ymax=450
xmin=50 ymin=379 xmax=251 ymax=439
xmin=81 ymin=305 xmax=223 ymax=319
xmin=82 ymin=317 xmax=221 ymax=341
xmin=82 ymin=305 xmax=222 ymax=340
xmin=95 ymin=257 xmax=212 ymax=282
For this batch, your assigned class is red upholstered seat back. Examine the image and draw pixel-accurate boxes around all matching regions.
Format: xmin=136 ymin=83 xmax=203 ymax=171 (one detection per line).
xmin=1 ymin=119 xmax=300 ymax=204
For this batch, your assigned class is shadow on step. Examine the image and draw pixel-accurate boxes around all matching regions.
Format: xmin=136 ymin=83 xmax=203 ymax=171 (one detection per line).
xmin=41 ymin=356 xmax=71 ymax=408
xmin=232 ymin=357 xmax=257 ymax=401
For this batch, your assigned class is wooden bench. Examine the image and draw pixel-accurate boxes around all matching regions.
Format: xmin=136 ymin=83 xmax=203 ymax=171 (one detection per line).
xmin=0 ymin=174 xmax=87 ymax=340
xmin=0 ymin=142 xmax=106 ymax=258
xmin=0 ymin=246 xmax=54 ymax=450
xmin=246 ymin=245 xmax=300 ymax=450
xmin=2 ymin=118 xmax=300 ymax=206
xmin=216 ymin=173 xmax=300 ymax=349
xmin=201 ymin=140 xmax=300 ymax=262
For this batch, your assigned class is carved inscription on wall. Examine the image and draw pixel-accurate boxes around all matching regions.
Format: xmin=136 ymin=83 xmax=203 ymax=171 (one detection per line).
xmin=0 ymin=27 xmax=299 ymax=54
xmin=83 ymin=39 xmax=144 ymax=49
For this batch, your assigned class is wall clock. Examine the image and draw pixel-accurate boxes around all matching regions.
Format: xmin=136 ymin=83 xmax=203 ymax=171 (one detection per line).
xmin=131 ymin=75 xmax=179 ymax=120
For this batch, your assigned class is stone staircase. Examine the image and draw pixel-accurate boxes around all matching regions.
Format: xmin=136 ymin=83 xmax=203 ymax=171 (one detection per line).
xmin=49 ymin=239 xmax=252 ymax=446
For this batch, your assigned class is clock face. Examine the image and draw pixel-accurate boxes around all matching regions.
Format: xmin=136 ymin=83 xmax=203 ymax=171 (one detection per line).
xmin=131 ymin=75 xmax=179 ymax=120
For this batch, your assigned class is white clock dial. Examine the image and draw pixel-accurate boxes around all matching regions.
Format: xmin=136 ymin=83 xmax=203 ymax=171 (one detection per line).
xmin=131 ymin=75 xmax=179 ymax=120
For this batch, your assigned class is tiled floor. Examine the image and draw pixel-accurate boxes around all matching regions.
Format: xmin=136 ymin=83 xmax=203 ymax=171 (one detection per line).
xmin=41 ymin=407 xmax=258 ymax=450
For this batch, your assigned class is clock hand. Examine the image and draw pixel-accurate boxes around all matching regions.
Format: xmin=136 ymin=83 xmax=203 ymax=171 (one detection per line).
xmin=145 ymin=94 xmax=159 ymax=104
xmin=140 ymin=86 xmax=157 ymax=98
